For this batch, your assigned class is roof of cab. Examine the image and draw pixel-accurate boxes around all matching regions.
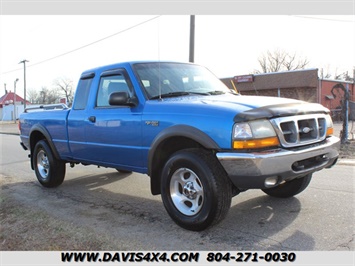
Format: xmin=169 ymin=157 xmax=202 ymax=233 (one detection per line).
xmin=80 ymin=61 xmax=194 ymax=78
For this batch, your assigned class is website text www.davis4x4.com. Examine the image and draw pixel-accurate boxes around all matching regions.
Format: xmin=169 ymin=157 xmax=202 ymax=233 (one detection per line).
xmin=61 ymin=251 xmax=298 ymax=263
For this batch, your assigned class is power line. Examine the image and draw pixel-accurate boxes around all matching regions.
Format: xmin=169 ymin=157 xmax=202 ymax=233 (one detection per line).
xmin=1 ymin=15 xmax=161 ymax=75
xmin=291 ymin=15 xmax=355 ymax=23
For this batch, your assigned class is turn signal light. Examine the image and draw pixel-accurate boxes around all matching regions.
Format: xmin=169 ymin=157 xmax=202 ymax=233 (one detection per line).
xmin=233 ymin=137 xmax=280 ymax=149
xmin=326 ymin=127 xmax=334 ymax=136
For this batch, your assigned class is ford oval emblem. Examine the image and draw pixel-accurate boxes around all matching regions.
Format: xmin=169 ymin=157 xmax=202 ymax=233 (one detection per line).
xmin=302 ymin=127 xmax=312 ymax=134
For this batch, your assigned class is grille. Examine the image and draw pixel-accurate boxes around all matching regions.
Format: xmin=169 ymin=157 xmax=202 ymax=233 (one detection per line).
xmin=271 ymin=114 xmax=328 ymax=148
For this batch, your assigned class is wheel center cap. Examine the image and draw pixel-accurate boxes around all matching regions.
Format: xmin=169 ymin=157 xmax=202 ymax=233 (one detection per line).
xmin=183 ymin=182 xmax=197 ymax=199
xmin=43 ymin=158 xmax=49 ymax=168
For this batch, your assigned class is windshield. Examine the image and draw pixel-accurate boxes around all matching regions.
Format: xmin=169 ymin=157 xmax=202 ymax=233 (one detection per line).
xmin=133 ymin=62 xmax=235 ymax=99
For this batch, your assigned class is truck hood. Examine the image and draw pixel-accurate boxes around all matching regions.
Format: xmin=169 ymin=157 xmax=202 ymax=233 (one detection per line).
xmin=146 ymin=94 xmax=329 ymax=121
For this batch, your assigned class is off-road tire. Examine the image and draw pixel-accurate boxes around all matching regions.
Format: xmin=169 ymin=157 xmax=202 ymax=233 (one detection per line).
xmin=33 ymin=140 xmax=66 ymax=188
xmin=161 ymin=148 xmax=232 ymax=231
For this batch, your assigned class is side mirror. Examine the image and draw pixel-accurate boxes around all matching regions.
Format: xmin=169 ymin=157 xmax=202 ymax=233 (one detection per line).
xmin=109 ymin=92 xmax=137 ymax=107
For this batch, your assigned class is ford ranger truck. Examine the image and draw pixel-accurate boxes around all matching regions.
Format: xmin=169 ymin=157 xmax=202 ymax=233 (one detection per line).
xmin=19 ymin=61 xmax=340 ymax=231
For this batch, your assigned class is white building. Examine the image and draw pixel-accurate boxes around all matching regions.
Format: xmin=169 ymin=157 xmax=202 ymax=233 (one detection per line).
xmin=0 ymin=91 xmax=30 ymax=121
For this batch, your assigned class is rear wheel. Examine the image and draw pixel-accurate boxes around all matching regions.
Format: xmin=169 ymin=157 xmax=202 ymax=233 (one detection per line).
xmin=262 ymin=174 xmax=312 ymax=198
xmin=161 ymin=149 xmax=232 ymax=231
xmin=33 ymin=140 xmax=66 ymax=188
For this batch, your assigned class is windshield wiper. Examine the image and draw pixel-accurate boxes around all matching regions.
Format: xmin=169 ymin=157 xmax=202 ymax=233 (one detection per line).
xmin=150 ymin=91 xmax=189 ymax=100
xmin=150 ymin=91 xmax=209 ymax=100
xmin=207 ymin=90 xmax=226 ymax=95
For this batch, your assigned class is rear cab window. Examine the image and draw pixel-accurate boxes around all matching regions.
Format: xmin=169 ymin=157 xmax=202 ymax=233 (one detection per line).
xmin=72 ymin=73 xmax=94 ymax=110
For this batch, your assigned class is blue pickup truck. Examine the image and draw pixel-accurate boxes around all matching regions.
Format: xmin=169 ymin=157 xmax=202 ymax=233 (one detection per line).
xmin=19 ymin=61 xmax=340 ymax=231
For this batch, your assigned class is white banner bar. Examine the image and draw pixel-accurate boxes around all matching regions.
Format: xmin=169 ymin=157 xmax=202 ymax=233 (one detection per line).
xmin=1 ymin=251 xmax=354 ymax=266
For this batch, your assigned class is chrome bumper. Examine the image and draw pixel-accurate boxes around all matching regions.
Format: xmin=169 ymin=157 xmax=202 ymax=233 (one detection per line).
xmin=216 ymin=136 xmax=340 ymax=189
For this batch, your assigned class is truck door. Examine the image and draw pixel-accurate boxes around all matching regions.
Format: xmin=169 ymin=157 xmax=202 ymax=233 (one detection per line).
xmin=68 ymin=69 xmax=143 ymax=172
xmin=69 ymin=69 xmax=143 ymax=171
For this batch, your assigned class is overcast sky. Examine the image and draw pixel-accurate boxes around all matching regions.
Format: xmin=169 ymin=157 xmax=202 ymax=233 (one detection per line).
xmin=0 ymin=15 xmax=354 ymax=98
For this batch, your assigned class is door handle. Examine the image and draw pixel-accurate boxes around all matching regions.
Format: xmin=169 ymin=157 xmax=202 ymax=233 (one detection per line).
xmin=88 ymin=116 xmax=96 ymax=123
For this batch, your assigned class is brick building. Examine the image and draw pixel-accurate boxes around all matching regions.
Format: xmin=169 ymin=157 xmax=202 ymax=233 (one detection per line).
xmin=221 ymin=69 xmax=354 ymax=119
xmin=320 ymin=79 xmax=354 ymax=110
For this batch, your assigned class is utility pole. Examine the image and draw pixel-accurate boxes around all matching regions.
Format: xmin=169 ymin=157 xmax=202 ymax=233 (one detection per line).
xmin=14 ymin=78 xmax=19 ymax=122
xmin=189 ymin=15 xmax=195 ymax=63
xmin=19 ymin=59 xmax=29 ymax=109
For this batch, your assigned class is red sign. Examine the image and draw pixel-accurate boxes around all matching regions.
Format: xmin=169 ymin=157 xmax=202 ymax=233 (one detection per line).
xmin=233 ymin=75 xmax=254 ymax=83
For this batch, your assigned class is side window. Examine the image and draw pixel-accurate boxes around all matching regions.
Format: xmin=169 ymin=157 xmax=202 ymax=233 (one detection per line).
xmin=96 ymin=74 xmax=132 ymax=107
xmin=73 ymin=76 xmax=93 ymax=110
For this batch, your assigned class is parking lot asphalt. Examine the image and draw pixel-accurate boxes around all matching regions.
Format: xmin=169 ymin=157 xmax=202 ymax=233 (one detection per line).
xmin=0 ymin=121 xmax=19 ymax=135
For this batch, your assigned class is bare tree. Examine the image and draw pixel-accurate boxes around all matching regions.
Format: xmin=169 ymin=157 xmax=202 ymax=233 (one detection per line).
xmin=340 ymin=71 xmax=354 ymax=82
xmin=255 ymin=49 xmax=309 ymax=73
xmin=53 ymin=77 xmax=74 ymax=106
xmin=27 ymin=89 xmax=39 ymax=104
xmin=320 ymin=66 xmax=332 ymax=79
xmin=26 ymin=79 xmax=73 ymax=105
xmin=37 ymin=87 xmax=60 ymax=104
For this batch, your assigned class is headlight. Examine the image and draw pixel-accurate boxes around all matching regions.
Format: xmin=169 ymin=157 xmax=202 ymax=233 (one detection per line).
xmin=232 ymin=120 xmax=280 ymax=149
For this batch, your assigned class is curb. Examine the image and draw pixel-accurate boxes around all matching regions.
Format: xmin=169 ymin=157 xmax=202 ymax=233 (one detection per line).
xmin=0 ymin=132 xmax=19 ymax=136
xmin=337 ymin=159 xmax=355 ymax=166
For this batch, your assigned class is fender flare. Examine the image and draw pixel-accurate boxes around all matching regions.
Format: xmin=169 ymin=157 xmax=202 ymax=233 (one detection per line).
xmin=147 ymin=124 xmax=220 ymax=176
xmin=29 ymin=124 xmax=62 ymax=162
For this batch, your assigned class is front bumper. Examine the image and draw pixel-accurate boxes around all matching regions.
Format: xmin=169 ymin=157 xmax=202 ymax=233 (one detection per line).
xmin=216 ymin=136 xmax=340 ymax=189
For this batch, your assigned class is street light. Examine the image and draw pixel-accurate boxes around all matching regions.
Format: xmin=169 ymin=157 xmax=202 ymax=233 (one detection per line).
xmin=19 ymin=59 xmax=29 ymax=109
xmin=14 ymin=78 xmax=19 ymax=122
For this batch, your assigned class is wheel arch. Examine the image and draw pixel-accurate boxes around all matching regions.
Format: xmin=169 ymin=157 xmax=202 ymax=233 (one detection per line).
xmin=29 ymin=124 xmax=61 ymax=169
xmin=148 ymin=125 xmax=220 ymax=195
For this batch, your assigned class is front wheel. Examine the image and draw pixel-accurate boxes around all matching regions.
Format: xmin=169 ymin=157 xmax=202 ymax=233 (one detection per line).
xmin=161 ymin=149 xmax=232 ymax=231
xmin=262 ymin=174 xmax=312 ymax=198
xmin=33 ymin=140 xmax=66 ymax=188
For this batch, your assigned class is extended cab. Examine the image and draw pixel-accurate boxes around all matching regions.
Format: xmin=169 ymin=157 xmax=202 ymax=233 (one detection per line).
xmin=19 ymin=61 xmax=340 ymax=231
